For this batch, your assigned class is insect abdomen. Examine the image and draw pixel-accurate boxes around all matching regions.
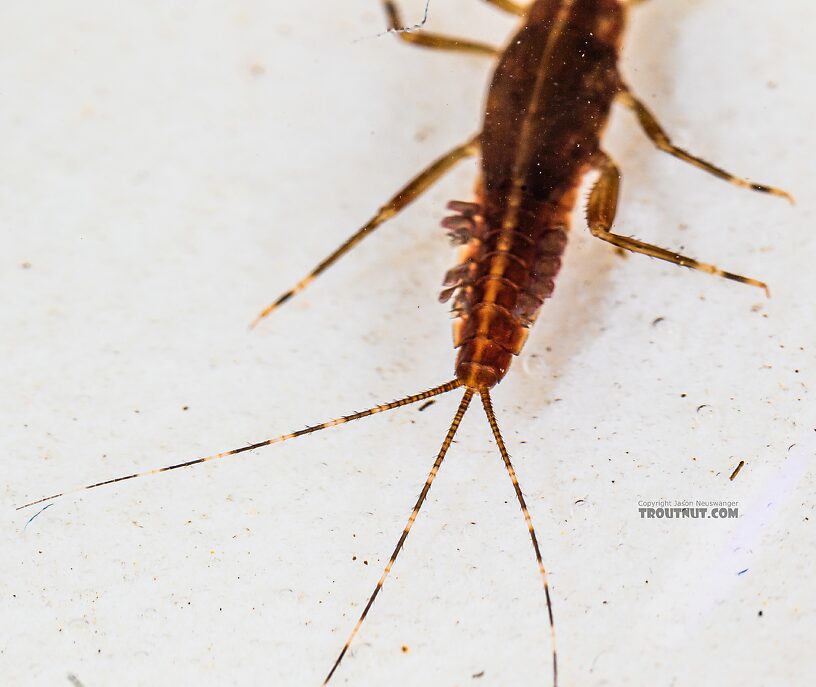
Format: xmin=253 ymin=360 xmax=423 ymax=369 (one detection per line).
xmin=444 ymin=196 xmax=572 ymax=389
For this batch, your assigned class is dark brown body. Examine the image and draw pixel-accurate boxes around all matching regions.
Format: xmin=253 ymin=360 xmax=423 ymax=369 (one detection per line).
xmin=451 ymin=0 xmax=626 ymax=389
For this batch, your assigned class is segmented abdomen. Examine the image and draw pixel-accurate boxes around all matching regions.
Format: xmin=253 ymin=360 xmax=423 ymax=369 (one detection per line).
xmin=441 ymin=188 xmax=577 ymax=389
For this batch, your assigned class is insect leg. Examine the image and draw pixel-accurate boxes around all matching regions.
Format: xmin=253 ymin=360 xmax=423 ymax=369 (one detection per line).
xmin=481 ymin=389 xmax=558 ymax=687
xmin=251 ymin=135 xmax=480 ymax=327
xmin=383 ymin=1 xmax=499 ymax=56
xmin=324 ymin=388 xmax=475 ymax=685
xmin=587 ymin=154 xmax=770 ymax=295
xmin=481 ymin=0 xmax=528 ymax=16
xmin=618 ymin=88 xmax=793 ymax=203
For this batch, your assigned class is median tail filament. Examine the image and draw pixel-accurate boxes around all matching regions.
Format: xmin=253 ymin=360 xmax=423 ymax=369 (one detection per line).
xmin=323 ymin=387 xmax=475 ymax=685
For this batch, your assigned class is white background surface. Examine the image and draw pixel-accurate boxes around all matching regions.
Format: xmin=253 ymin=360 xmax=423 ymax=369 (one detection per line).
xmin=2 ymin=1 xmax=814 ymax=685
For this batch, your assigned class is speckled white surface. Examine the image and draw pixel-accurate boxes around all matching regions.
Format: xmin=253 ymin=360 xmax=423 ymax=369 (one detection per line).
xmin=2 ymin=1 xmax=814 ymax=686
